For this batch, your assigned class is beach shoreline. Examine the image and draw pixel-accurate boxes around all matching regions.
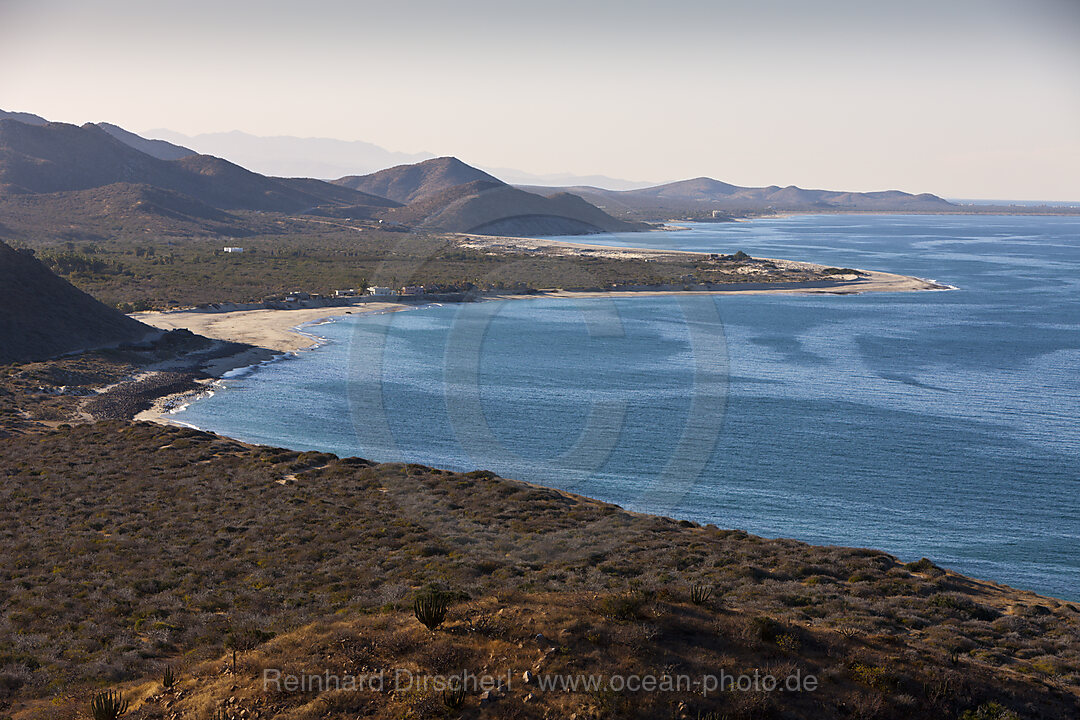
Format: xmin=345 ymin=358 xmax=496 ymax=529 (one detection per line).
xmin=128 ymin=266 xmax=947 ymax=427
xmin=133 ymin=267 xmax=947 ymax=355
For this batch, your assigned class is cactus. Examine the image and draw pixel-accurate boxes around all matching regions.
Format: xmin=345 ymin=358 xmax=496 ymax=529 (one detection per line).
xmin=690 ymin=584 xmax=713 ymax=605
xmin=90 ymin=689 xmax=129 ymax=720
xmin=442 ymin=676 xmax=466 ymax=710
xmin=413 ymin=590 xmax=450 ymax=630
xmin=162 ymin=664 xmax=176 ymax=689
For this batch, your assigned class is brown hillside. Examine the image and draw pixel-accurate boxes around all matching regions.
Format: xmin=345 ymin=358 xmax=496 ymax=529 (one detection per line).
xmin=0 ymin=240 xmax=155 ymax=363
xmin=0 ymin=419 xmax=1077 ymax=719
xmin=382 ymin=180 xmax=644 ymax=235
xmin=334 ymin=156 xmax=505 ymax=204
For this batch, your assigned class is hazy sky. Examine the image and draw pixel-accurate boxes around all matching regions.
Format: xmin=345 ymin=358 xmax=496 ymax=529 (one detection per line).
xmin=2 ymin=0 xmax=1078 ymax=200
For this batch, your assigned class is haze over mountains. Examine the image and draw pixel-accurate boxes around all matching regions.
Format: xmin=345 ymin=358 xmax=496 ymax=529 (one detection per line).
xmin=144 ymin=128 xmax=435 ymax=180
xmin=139 ymin=128 xmax=656 ymax=189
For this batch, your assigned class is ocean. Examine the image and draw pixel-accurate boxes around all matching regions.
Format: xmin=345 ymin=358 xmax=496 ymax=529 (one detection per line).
xmin=172 ymin=215 xmax=1080 ymax=600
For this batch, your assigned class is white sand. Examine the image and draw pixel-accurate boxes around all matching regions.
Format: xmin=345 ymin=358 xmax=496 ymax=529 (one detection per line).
xmin=132 ymin=301 xmax=410 ymax=353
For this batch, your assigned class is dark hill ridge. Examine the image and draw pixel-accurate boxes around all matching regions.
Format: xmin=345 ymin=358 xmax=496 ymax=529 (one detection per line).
xmin=0 ymin=240 xmax=155 ymax=364
xmin=381 ymin=178 xmax=643 ymax=235
xmin=0 ymin=109 xmax=48 ymax=126
xmin=334 ymin=155 xmax=504 ymax=203
xmin=0 ymin=119 xmax=395 ymax=215
xmin=338 ymin=157 xmax=645 ymax=235
xmin=94 ymin=122 xmax=196 ymax=161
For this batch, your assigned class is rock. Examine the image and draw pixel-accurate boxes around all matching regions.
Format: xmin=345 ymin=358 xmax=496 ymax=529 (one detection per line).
xmin=522 ymin=670 xmax=533 ymax=684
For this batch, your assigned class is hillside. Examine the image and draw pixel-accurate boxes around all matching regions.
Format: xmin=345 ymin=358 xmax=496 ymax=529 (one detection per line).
xmin=0 ymin=416 xmax=1077 ymax=719
xmin=524 ymin=177 xmax=956 ymax=218
xmin=383 ymin=179 xmax=644 ymax=235
xmin=0 ymin=240 xmax=155 ymax=363
xmin=335 ymin=157 xmax=645 ymax=235
xmin=0 ymin=109 xmax=48 ymax=126
xmin=0 ymin=119 xmax=395 ymax=215
xmin=335 ymin=156 xmax=505 ymax=204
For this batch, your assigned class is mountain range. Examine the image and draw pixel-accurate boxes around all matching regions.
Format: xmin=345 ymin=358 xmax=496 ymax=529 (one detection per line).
xmin=520 ymin=177 xmax=955 ymax=217
xmin=137 ymin=128 xmax=657 ymax=189
xmin=1 ymin=108 xmax=971 ymax=244
xmin=0 ymin=113 xmax=643 ymax=237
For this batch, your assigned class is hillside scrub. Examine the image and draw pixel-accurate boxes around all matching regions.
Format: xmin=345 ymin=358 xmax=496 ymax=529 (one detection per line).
xmin=0 ymin=422 xmax=1078 ymax=718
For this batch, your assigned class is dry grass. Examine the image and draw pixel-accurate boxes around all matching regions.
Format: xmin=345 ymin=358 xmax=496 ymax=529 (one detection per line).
xmin=0 ymin=420 xmax=1077 ymax=718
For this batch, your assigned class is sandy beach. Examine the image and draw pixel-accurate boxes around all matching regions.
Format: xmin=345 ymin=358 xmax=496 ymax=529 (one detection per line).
xmin=129 ymin=301 xmax=410 ymax=426
xmin=132 ymin=301 xmax=411 ymax=353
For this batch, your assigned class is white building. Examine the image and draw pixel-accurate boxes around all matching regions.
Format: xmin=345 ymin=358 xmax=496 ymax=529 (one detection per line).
xmin=367 ymin=286 xmax=394 ymax=296
xmin=223 ymin=247 xmax=244 ymax=253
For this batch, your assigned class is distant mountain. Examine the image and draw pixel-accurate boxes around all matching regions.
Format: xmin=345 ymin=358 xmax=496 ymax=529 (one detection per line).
xmin=0 ymin=119 xmax=395 ymax=215
xmin=142 ymin=129 xmax=435 ymax=179
xmin=523 ymin=177 xmax=955 ymax=217
xmin=335 ymin=156 xmax=504 ymax=204
xmin=335 ymin=157 xmax=643 ymax=235
xmin=95 ymin=122 xmax=195 ymax=161
xmin=0 ymin=240 xmax=155 ymax=364
xmin=379 ymin=177 xmax=643 ymax=235
xmin=0 ymin=109 xmax=48 ymax=126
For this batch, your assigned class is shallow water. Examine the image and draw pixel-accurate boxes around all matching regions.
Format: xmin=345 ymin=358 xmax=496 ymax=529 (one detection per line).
xmin=174 ymin=215 xmax=1080 ymax=600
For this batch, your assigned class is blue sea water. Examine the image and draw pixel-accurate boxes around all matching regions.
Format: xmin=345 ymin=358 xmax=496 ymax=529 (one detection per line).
xmin=174 ymin=215 xmax=1080 ymax=600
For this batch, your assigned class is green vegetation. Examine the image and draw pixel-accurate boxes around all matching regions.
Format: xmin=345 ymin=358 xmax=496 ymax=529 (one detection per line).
xmin=413 ymin=589 xmax=451 ymax=631
xmin=689 ymin=583 xmax=713 ymax=605
xmin=89 ymin=690 xmax=128 ymax=720
xmin=905 ymin=556 xmax=944 ymax=575
xmin=6 ymin=221 xmax=848 ymax=309
xmin=961 ymin=701 xmax=1022 ymax=720
xmin=160 ymin=665 xmax=175 ymax=689
xmin=442 ymin=676 xmax=466 ymax=710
